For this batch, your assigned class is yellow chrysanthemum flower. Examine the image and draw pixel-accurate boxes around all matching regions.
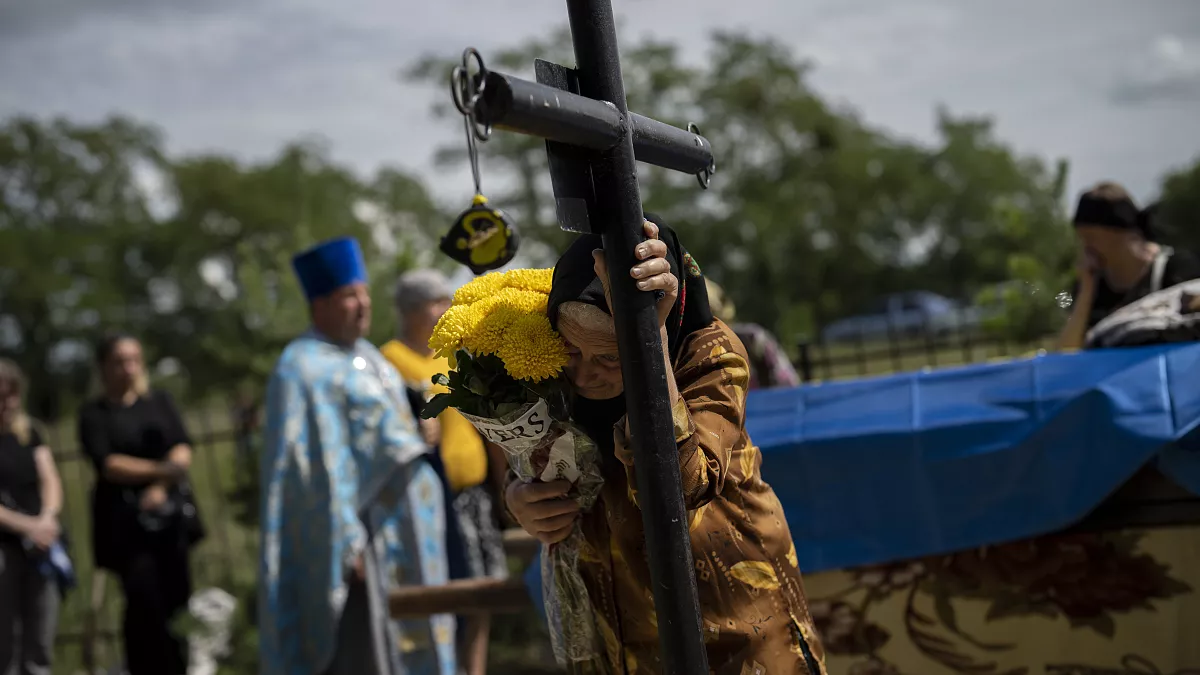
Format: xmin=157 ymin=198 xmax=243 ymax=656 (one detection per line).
xmin=428 ymin=268 xmax=568 ymax=382
xmin=428 ymin=303 xmax=475 ymax=356
xmin=502 ymin=267 xmax=554 ymax=294
xmin=488 ymin=287 xmax=548 ymax=315
xmin=462 ymin=304 xmax=519 ymax=357
xmin=497 ymin=313 xmax=568 ymax=382
xmin=452 ymin=272 xmax=507 ymax=306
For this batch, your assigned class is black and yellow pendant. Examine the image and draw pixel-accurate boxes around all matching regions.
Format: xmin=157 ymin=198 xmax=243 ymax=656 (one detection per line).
xmin=440 ymin=194 xmax=520 ymax=275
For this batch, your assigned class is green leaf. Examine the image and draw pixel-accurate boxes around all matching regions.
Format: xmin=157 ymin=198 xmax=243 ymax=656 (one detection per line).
xmin=421 ymin=393 xmax=455 ymax=419
xmin=467 ymin=375 xmax=489 ymax=396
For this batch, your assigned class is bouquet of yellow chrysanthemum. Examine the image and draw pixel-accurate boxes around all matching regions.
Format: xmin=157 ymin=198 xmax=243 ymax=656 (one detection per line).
xmin=422 ymin=267 xmax=570 ymax=420
xmin=422 ymin=267 xmax=604 ymax=668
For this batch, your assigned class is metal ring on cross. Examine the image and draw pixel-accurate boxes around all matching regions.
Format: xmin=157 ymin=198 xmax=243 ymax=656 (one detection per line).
xmin=687 ymin=122 xmax=716 ymax=190
xmin=450 ymin=47 xmax=492 ymax=142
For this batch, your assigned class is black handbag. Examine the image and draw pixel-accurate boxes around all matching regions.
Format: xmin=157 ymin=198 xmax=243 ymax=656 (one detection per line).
xmin=124 ymin=480 xmax=206 ymax=547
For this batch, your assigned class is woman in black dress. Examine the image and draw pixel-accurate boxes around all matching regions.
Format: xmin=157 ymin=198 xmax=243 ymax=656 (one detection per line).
xmin=78 ymin=335 xmax=204 ymax=675
xmin=0 ymin=358 xmax=64 ymax=675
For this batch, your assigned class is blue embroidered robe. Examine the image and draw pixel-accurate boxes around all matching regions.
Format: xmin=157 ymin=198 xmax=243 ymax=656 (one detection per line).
xmin=258 ymin=331 xmax=456 ymax=675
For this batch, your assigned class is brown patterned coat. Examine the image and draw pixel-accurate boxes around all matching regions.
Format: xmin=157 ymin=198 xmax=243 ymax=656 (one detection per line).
xmin=574 ymin=319 xmax=827 ymax=675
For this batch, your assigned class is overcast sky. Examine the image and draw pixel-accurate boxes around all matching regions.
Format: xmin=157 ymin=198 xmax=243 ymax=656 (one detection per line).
xmin=2 ymin=0 xmax=1198 ymax=207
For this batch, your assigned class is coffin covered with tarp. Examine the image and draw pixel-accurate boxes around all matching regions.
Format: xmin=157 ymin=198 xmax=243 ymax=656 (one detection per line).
xmin=525 ymin=344 xmax=1200 ymax=672
xmin=750 ymin=342 xmax=1200 ymax=573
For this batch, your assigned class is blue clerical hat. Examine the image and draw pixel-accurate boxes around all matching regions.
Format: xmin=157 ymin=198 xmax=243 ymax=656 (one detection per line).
xmin=291 ymin=237 xmax=369 ymax=301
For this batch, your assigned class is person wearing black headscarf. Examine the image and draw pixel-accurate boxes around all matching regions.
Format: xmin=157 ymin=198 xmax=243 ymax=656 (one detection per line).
xmin=505 ymin=216 xmax=827 ymax=674
xmin=1059 ymin=182 xmax=1200 ymax=350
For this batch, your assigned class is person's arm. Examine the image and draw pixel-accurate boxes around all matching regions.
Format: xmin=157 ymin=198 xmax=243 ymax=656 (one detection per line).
xmin=79 ymin=403 xmax=184 ymax=485
xmin=101 ymin=455 xmax=184 ymax=485
xmin=1059 ymin=250 xmax=1102 ymax=352
xmin=0 ymin=505 xmax=36 ymax=536
xmin=1057 ymin=280 xmax=1096 ymax=351
xmin=0 ymin=429 xmax=61 ymax=547
xmin=33 ymin=444 xmax=62 ymax=519
xmin=613 ymin=324 xmax=747 ymax=510
xmin=141 ymin=392 xmax=194 ymax=507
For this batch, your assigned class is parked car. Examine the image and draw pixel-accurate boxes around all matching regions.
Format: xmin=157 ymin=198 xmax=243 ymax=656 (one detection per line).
xmin=821 ymin=291 xmax=981 ymax=343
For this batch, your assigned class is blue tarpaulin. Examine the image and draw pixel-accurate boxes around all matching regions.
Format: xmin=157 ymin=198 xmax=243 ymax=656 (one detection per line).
xmin=522 ymin=343 xmax=1200 ymax=611
xmin=750 ymin=342 xmax=1200 ymax=572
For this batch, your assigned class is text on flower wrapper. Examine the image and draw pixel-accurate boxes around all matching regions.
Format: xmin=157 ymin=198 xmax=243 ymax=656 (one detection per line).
xmin=461 ymin=398 xmax=585 ymax=485
xmin=466 ymin=399 xmax=553 ymax=449
xmin=479 ymin=411 xmax=548 ymax=444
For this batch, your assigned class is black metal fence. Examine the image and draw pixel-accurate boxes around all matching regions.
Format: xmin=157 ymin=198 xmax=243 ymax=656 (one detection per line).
xmin=794 ymin=324 xmax=1056 ymax=384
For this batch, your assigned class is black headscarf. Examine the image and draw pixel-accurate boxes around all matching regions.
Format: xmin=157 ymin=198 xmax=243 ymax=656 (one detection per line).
xmin=1073 ymin=190 xmax=1157 ymax=242
xmin=546 ymin=213 xmax=714 ymax=452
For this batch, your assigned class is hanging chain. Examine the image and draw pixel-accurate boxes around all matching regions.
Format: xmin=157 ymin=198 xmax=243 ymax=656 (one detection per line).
xmin=450 ymin=48 xmax=491 ymax=195
xmin=688 ymin=122 xmax=716 ymax=190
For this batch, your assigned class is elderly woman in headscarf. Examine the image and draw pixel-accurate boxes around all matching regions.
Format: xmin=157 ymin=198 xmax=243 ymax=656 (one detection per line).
xmin=505 ymin=217 xmax=827 ymax=674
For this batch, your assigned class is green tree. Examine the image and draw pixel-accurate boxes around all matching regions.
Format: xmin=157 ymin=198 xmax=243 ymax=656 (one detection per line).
xmin=0 ymin=117 xmax=447 ymax=418
xmin=0 ymin=116 xmax=170 ymax=419
xmin=407 ymin=31 xmax=1074 ymax=347
xmin=1155 ymin=154 xmax=1200 ymax=255
xmin=155 ymin=138 xmax=447 ymax=399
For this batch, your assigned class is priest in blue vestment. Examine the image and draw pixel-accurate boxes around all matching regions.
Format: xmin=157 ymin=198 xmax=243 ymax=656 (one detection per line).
xmin=259 ymin=237 xmax=456 ymax=675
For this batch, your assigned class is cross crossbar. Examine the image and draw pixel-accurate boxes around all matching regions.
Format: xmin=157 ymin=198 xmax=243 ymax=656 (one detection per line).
xmin=471 ymin=69 xmax=715 ymax=176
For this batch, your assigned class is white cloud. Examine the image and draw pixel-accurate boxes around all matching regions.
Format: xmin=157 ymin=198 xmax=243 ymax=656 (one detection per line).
xmin=1109 ymin=33 xmax=1200 ymax=105
xmin=0 ymin=0 xmax=1197 ymax=211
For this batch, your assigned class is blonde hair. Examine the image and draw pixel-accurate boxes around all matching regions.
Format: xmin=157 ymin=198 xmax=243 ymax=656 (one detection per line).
xmin=0 ymin=358 xmax=35 ymax=445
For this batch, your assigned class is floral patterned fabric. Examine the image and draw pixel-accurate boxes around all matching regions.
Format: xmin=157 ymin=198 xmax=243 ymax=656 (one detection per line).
xmin=575 ymin=320 xmax=827 ymax=674
xmin=804 ymin=527 xmax=1200 ymax=674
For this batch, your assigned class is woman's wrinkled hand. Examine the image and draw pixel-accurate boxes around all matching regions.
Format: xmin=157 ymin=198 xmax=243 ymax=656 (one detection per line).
xmin=592 ymin=219 xmax=678 ymax=329
xmin=505 ymin=478 xmax=580 ymax=545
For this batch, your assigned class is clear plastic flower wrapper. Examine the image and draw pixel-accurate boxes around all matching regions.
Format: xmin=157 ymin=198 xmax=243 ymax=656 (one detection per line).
xmin=422 ymin=268 xmax=606 ymax=667
xmin=459 ymin=398 xmax=604 ymax=666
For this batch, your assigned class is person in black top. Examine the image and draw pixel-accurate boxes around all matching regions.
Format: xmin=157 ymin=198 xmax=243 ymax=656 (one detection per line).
xmin=1059 ymin=182 xmax=1200 ymax=350
xmin=78 ymin=335 xmax=204 ymax=675
xmin=0 ymin=358 xmax=64 ymax=675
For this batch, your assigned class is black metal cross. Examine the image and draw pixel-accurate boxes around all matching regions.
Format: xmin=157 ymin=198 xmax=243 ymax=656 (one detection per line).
xmin=458 ymin=1 xmax=714 ymax=672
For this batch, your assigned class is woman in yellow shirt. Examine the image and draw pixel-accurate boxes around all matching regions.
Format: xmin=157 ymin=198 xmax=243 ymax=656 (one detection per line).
xmin=381 ymin=269 xmax=507 ymax=675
